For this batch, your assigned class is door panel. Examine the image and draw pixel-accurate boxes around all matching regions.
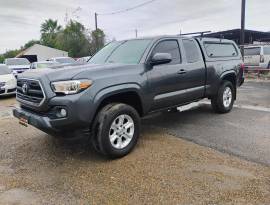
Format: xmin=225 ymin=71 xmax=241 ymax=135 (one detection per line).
xmin=146 ymin=39 xmax=187 ymax=110
xmin=147 ymin=38 xmax=206 ymax=111
xmin=147 ymin=63 xmax=190 ymax=110
xmin=180 ymin=39 xmax=206 ymax=101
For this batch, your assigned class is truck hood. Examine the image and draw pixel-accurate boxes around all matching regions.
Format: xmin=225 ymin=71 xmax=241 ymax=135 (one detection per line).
xmin=20 ymin=63 xmax=138 ymax=82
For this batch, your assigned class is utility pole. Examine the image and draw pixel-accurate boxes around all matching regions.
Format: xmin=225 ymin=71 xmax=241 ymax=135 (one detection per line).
xmin=135 ymin=29 xmax=138 ymax=38
xmin=95 ymin=12 xmax=98 ymax=31
xmin=94 ymin=12 xmax=98 ymax=52
xmin=240 ymin=0 xmax=246 ymax=56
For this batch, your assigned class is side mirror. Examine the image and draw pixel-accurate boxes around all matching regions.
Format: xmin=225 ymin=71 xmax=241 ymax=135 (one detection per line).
xmin=150 ymin=53 xmax=172 ymax=66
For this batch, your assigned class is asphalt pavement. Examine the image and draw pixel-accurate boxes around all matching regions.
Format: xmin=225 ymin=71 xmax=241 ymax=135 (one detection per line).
xmin=143 ymin=81 xmax=270 ymax=166
xmin=0 ymin=80 xmax=270 ymax=204
xmin=0 ymin=81 xmax=269 ymax=166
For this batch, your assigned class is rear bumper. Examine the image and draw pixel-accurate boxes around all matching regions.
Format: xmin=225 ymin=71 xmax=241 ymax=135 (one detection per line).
xmin=245 ymin=63 xmax=269 ymax=69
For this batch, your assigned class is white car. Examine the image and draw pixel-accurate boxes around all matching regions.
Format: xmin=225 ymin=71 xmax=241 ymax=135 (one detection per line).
xmin=244 ymin=45 xmax=270 ymax=69
xmin=0 ymin=64 xmax=17 ymax=96
xmin=30 ymin=61 xmax=60 ymax=70
xmin=48 ymin=57 xmax=76 ymax=65
xmin=4 ymin=58 xmax=31 ymax=76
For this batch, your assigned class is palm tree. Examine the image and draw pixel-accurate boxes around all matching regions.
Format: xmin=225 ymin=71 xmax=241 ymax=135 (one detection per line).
xmin=41 ymin=19 xmax=61 ymax=34
xmin=40 ymin=19 xmax=62 ymax=47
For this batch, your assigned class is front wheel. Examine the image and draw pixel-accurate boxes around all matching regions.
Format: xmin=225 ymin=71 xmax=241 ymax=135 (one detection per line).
xmin=92 ymin=103 xmax=140 ymax=158
xmin=211 ymin=81 xmax=235 ymax=113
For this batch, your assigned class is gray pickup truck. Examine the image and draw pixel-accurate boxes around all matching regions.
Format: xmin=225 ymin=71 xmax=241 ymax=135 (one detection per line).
xmin=13 ymin=36 xmax=244 ymax=158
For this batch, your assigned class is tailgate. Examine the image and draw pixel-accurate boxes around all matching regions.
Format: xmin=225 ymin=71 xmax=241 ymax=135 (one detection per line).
xmin=244 ymin=47 xmax=261 ymax=66
xmin=244 ymin=55 xmax=260 ymax=66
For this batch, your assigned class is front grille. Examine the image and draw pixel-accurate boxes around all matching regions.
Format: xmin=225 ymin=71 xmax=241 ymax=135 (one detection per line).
xmin=17 ymin=79 xmax=45 ymax=105
xmin=7 ymin=88 xmax=16 ymax=93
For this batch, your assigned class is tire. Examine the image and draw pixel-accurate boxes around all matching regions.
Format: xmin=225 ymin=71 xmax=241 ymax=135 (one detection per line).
xmin=211 ymin=80 xmax=235 ymax=114
xmin=91 ymin=103 xmax=140 ymax=158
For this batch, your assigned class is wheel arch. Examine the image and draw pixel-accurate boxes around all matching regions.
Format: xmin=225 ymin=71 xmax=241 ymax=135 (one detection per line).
xmin=220 ymin=71 xmax=237 ymax=99
xmin=93 ymin=84 xmax=145 ymax=122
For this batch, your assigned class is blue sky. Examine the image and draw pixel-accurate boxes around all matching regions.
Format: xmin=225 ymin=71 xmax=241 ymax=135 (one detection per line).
xmin=0 ymin=0 xmax=270 ymax=53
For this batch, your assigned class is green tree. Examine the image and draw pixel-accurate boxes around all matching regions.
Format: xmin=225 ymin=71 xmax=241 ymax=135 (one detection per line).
xmin=0 ymin=55 xmax=4 ymax=63
xmin=0 ymin=49 xmax=21 ymax=63
xmin=56 ymin=20 xmax=91 ymax=57
xmin=40 ymin=19 xmax=62 ymax=47
xmin=22 ymin=40 xmax=41 ymax=50
xmin=0 ymin=19 xmax=107 ymax=63
xmin=90 ymin=28 xmax=106 ymax=54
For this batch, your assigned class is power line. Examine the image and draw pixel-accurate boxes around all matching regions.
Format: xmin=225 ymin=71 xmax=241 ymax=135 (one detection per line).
xmin=98 ymin=0 xmax=158 ymax=16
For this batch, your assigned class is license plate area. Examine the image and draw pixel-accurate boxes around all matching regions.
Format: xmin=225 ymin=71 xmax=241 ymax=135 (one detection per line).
xmin=19 ymin=115 xmax=29 ymax=127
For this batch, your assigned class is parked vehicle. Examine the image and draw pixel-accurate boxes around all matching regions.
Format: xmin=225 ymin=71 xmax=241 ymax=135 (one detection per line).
xmin=13 ymin=36 xmax=244 ymax=158
xmin=48 ymin=57 xmax=76 ymax=65
xmin=244 ymin=45 xmax=270 ymax=69
xmin=4 ymin=58 xmax=30 ymax=76
xmin=30 ymin=61 xmax=60 ymax=69
xmin=0 ymin=64 xmax=17 ymax=96
xmin=76 ymin=56 xmax=92 ymax=63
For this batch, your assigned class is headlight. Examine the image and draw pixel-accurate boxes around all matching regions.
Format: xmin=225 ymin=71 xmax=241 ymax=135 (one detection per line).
xmin=6 ymin=79 xmax=16 ymax=87
xmin=51 ymin=79 xmax=92 ymax=95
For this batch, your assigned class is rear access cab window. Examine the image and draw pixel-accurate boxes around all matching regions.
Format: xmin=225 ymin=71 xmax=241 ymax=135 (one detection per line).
xmin=182 ymin=39 xmax=201 ymax=63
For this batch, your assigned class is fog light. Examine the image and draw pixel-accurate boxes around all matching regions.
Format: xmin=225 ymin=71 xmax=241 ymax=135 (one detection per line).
xmin=56 ymin=108 xmax=67 ymax=118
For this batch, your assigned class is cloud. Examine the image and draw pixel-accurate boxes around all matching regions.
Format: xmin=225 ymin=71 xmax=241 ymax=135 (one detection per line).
xmin=0 ymin=0 xmax=270 ymax=53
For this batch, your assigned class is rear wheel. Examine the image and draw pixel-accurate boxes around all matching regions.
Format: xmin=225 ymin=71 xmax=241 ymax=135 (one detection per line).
xmin=211 ymin=81 xmax=235 ymax=113
xmin=91 ymin=103 xmax=140 ymax=158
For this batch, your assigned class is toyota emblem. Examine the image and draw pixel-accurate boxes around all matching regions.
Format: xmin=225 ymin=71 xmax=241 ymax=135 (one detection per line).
xmin=22 ymin=83 xmax=28 ymax=94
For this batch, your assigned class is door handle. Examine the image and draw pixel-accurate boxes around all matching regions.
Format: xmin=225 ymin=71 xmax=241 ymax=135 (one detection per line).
xmin=177 ymin=69 xmax=187 ymax=74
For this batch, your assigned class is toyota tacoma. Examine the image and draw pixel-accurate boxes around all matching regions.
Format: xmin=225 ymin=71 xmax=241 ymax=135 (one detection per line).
xmin=13 ymin=36 xmax=245 ymax=158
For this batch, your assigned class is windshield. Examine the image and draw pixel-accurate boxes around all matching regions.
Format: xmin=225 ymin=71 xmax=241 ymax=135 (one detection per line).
xmin=0 ymin=65 xmax=11 ymax=75
xmin=36 ymin=63 xmax=55 ymax=69
xmin=89 ymin=39 xmax=152 ymax=64
xmin=55 ymin=58 xmax=75 ymax=64
xmin=5 ymin=58 xmax=30 ymax=66
xmin=244 ymin=47 xmax=261 ymax=56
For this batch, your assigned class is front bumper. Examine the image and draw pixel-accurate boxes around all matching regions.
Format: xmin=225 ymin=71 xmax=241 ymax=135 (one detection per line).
xmin=14 ymin=76 xmax=97 ymax=139
xmin=13 ymin=86 xmax=97 ymax=138
xmin=13 ymin=107 xmax=91 ymax=139
xmin=13 ymin=108 xmax=56 ymax=134
xmin=0 ymin=86 xmax=16 ymax=96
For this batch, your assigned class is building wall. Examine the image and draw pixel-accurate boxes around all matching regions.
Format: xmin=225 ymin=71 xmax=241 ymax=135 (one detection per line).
xmin=24 ymin=44 xmax=68 ymax=61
